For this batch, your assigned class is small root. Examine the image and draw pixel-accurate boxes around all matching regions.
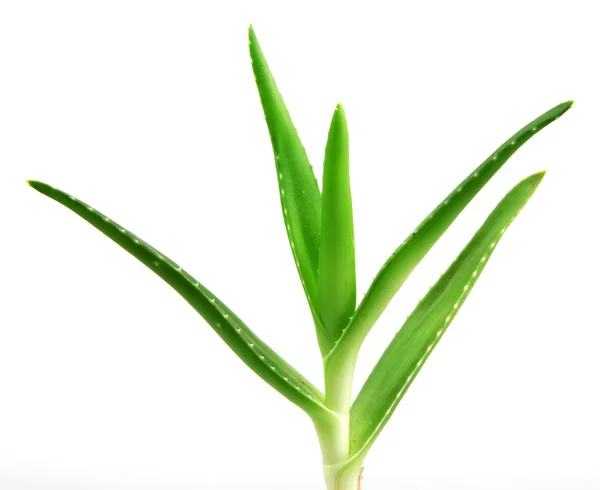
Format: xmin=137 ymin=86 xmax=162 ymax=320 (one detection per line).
xmin=357 ymin=467 xmax=364 ymax=490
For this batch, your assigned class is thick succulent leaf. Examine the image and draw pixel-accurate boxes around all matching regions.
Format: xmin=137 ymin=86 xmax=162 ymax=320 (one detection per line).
xmin=28 ymin=181 xmax=328 ymax=418
xmin=318 ymin=104 xmax=356 ymax=340
xmin=248 ymin=26 xmax=328 ymax=351
xmin=348 ymin=171 xmax=546 ymax=459
xmin=326 ymin=101 xmax=572 ymax=364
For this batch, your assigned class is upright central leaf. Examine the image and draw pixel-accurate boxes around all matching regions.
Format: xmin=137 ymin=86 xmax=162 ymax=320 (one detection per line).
xmin=318 ymin=104 xmax=356 ymax=341
xmin=248 ymin=26 xmax=328 ymax=351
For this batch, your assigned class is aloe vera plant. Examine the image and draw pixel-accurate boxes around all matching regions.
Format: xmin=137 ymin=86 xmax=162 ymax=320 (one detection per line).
xmin=28 ymin=26 xmax=572 ymax=490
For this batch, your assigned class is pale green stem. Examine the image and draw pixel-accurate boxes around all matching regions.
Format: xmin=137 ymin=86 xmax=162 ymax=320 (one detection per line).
xmin=313 ymin=411 xmax=350 ymax=465
xmin=314 ymin=410 xmax=363 ymax=490
xmin=324 ymin=352 xmax=357 ymax=414
xmin=323 ymin=457 xmax=364 ymax=490
xmin=312 ymin=350 xmax=363 ymax=489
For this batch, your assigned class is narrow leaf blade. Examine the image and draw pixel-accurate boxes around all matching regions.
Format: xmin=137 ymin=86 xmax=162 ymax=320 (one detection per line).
xmin=248 ymin=26 xmax=327 ymax=350
xmin=318 ymin=104 xmax=356 ymax=340
xmin=328 ymin=101 xmax=572 ymax=361
xmin=349 ymin=172 xmax=546 ymax=458
xmin=28 ymin=181 xmax=328 ymax=417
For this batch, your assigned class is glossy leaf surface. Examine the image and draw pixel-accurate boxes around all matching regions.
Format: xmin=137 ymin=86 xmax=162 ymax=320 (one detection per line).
xmin=327 ymin=101 xmax=572 ymax=364
xmin=349 ymin=171 xmax=546 ymax=458
xmin=28 ymin=181 xmax=329 ymax=418
xmin=318 ymin=104 xmax=356 ymax=341
xmin=249 ymin=26 xmax=328 ymax=351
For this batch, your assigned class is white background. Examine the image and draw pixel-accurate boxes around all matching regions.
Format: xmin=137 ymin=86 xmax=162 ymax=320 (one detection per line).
xmin=1 ymin=1 xmax=598 ymax=489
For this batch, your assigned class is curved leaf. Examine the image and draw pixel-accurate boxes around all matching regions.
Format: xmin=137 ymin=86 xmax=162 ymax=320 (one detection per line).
xmin=28 ymin=180 xmax=328 ymax=418
xmin=249 ymin=26 xmax=328 ymax=352
xmin=349 ymin=171 xmax=546 ymax=458
xmin=326 ymin=101 xmax=572 ymax=365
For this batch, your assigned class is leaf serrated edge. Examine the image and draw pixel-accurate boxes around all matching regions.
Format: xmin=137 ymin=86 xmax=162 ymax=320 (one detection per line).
xmin=348 ymin=171 xmax=546 ymax=459
xmin=325 ymin=101 xmax=572 ymax=365
xmin=28 ymin=180 xmax=331 ymax=418
xmin=248 ymin=25 xmax=330 ymax=353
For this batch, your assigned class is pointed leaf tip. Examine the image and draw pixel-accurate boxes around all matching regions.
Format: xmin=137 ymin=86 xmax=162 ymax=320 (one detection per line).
xmin=519 ymin=171 xmax=546 ymax=194
xmin=553 ymin=100 xmax=574 ymax=118
xmin=318 ymin=102 xmax=355 ymax=350
xmin=330 ymin=104 xmax=348 ymax=134
xmin=27 ymin=180 xmax=46 ymax=192
xmin=28 ymin=182 xmax=329 ymax=419
xmin=349 ymin=170 xmax=547 ymax=459
xmin=528 ymin=170 xmax=546 ymax=183
xmin=248 ymin=21 xmax=326 ymax=353
xmin=324 ymin=101 xmax=570 ymax=363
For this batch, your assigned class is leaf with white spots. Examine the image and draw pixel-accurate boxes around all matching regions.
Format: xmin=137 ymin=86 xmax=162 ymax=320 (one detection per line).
xmin=28 ymin=181 xmax=329 ymax=419
xmin=249 ymin=26 xmax=327 ymax=353
xmin=348 ymin=172 xmax=546 ymax=459
xmin=326 ymin=101 xmax=572 ymax=365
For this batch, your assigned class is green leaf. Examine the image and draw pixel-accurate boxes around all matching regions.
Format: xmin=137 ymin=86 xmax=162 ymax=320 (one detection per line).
xmin=248 ymin=26 xmax=327 ymax=351
xmin=318 ymin=104 xmax=356 ymax=342
xmin=349 ymin=171 xmax=546 ymax=459
xmin=326 ymin=101 xmax=572 ymax=364
xmin=28 ymin=180 xmax=329 ymax=419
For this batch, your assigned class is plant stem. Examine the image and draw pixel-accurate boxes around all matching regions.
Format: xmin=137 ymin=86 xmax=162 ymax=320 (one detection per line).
xmin=313 ymin=410 xmax=349 ymax=464
xmin=322 ymin=456 xmax=365 ymax=490
xmin=324 ymin=352 xmax=357 ymax=414
xmin=313 ymin=351 xmax=363 ymax=489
